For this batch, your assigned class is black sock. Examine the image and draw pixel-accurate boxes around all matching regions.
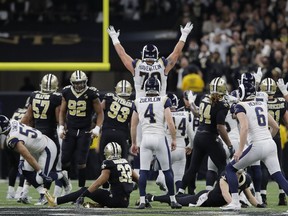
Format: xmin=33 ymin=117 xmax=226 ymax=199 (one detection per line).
xmin=78 ymin=168 xmax=86 ymax=187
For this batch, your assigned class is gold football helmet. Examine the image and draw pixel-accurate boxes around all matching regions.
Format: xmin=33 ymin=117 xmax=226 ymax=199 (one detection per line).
xmin=40 ymin=74 xmax=59 ymax=93
xmin=260 ymin=78 xmax=277 ymax=95
xmin=104 ymin=142 xmax=122 ymax=160
xmin=209 ymin=77 xmax=227 ymax=95
xmin=70 ymin=70 xmax=88 ymax=93
xmin=115 ymin=80 xmax=132 ymax=98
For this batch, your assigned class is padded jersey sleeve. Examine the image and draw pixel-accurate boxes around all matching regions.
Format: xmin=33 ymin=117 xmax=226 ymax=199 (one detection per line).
xmin=234 ymin=104 xmax=246 ymax=115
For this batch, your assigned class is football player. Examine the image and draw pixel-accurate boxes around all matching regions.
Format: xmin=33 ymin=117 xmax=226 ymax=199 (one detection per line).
xmin=130 ymin=77 xmax=182 ymax=209
xmin=259 ymin=78 xmax=288 ymax=205
xmin=45 ymin=142 xmax=138 ymax=208
xmin=58 ymin=70 xmax=104 ymax=188
xmin=178 ymin=77 xmax=233 ymax=195
xmin=156 ymin=93 xmax=194 ymax=192
xmin=5 ymin=97 xmax=30 ymax=201
xmin=21 ymin=74 xmax=71 ymax=201
xmin=147 ymin=171 xmax=265 ymax=208
xmin=223 ymin=82 xmax=288 ymax=211
xmin=0 ymin=115 xmax=65 ymax=205
xmin=107 ymin=21 xmax=193 ymax=98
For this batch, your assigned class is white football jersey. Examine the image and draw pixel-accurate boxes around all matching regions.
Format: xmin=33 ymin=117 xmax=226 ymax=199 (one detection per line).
xmin=255 ymin=91 xmax=268 ymax=103
xmin=133 ymin=58 xmax=167 ymax=98
xmin=235 ymin=100 xmax=271 ymax=143
xmin=6 ymin=120 xmax=46 ymax=153
xmin=134 ymin=96 xmax=170 ymax=135
xmin=165 ymin=110 xmax=194 ymax=148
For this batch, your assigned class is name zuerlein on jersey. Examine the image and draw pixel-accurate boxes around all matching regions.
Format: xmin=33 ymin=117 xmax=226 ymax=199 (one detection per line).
xmin=139 ymin=64 xmax=162 ymax=71
xmin=140 ymin=97 xmax=161 ymax=103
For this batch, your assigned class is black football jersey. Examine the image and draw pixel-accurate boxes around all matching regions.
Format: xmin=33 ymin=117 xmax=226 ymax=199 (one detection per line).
xmin=101 ymin=158 xmax=133 ymax=197
xmin=11 ymin=108 xmax=27 ymax=121
xmin=197 ymin=94 xmax=229 ymax=134
xmin=102 ymin=93 xmax=133 ymax=132
xmin=62 ymin=86 xmax=99 ymax=129
xmin=267 ymin=97 xmax=287 ymax=125
xmin=29 ymin=91 xmax=62 ymax=135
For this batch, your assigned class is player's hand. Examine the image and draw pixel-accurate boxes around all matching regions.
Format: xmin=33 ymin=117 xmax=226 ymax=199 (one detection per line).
xmin=107 ymin=25 xmax=120 ymax=45
xmin=90 ymin=126 xmax=100 ymax=138
xmin=185 ymin=146 xmax=192 ymax=155
xmin=171 ymin=140 xmax=176 ymax=151
xmin=277 ymin=78 xmax=288 ymax=96
xmin=36 ymin=170 xmax=53 ymax=184
xmin=228 ymin=145 xmax=235 ymax=159
xmin=130 ymin=143 xmax=138 ymax=156
xmin=58 ymin=125 xmax=66 ymax=139
xmin=254 ymin=67 xmax=263 ymax=84
xmin=187 ymin=90 xmax=197 ymax=104
xmin=233 ymin=150 xmax=242 ymax=162
xmin=179 ymin=22 xmax=193 ymax=42
xmin=18 ymin=159 xmax=24 ymax=175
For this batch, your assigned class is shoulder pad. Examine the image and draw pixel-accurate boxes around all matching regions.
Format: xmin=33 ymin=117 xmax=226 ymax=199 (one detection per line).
xmin=52 ymin=92 xmax=62 ymax=96
xmin=63 ymin=85 xmax=71 ymax=90
xmin=89 ymin=86 xmax=98 ymax=92
xmin=105 ymin=92 xmax=114 ymax=97
xmin=101 ymin=159 xmax=115 ymax=170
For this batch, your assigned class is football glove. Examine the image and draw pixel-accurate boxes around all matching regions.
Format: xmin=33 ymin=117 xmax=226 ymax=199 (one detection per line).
xmin=36 ymin=170 xmax=53 ymax=184
xmin=90 ymin=125 xmax=100 ymax=138
xmin=254 ymin=67 xmax=263 ymax=84
xmin=58 ymin=125 xmax=65 ymax=139
xmin=107 ymin=25 xmax=120 ymax=45
xmin=187 ymin=90 xmax=197 ymax=104
xmin=180 ymin=21 xmax=193 ymax=42
xmin=228 ymin=145 xmax=235 ymax=159
xmin=18 ymin=159 xmax=24 ymax=175
xmin=277 ymin=78 xmax=288 ymax=96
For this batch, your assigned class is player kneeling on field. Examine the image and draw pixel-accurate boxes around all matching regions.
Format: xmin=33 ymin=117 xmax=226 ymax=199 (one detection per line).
xmin=45 ymin=142 xmax=138 ymax=208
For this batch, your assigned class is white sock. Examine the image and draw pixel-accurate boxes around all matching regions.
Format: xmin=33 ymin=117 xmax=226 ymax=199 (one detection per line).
xmin=170 ymin=195 xmax=176 ymax=202
xmin=260 ymin=190 xmax=267 ymax=195
xmin=8 ymin=186 xmax=15 ymax=193
xmin=231 ymin=193 xmax=239 ymax=203
xmin=140 ymin=196 xmax=145 ymax=204
xmin=279 ymin=189 xmax=284 ymax=194
xmin=53 ymin=185 xmax=63 ymax=197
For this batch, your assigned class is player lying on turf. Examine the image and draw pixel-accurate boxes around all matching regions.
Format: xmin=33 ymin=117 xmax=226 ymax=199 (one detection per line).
xmin=146 ymin=171 xmax=265 ymax=208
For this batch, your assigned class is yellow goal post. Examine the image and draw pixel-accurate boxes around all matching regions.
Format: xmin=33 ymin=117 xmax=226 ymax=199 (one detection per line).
xmin=0 ymin=0 xmax=110 ymax=72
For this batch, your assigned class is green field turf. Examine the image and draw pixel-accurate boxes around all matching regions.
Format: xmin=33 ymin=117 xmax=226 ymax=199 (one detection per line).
xmin=0 ymin=179 xmax=287 ymax=215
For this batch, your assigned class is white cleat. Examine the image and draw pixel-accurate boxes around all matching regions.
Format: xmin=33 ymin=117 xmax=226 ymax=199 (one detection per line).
xmin=220 ymin=202 xmax=241 ymax=211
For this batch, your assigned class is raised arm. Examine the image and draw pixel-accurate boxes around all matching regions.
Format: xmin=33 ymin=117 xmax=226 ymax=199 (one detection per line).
xmin=165 ymin=22 xmax=193 ymax=74
xmin=277 ymin=78 xmax=288 ymax=101
xmin=107 ymin=26 xmax=134 ymax=74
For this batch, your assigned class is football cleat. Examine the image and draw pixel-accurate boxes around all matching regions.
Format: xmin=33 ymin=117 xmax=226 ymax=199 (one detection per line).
xmin=209 ymin=77 xmax=227 ymax=95
xmin=170 ymin=201 xmax=182 ymax=209
xmin=104 ymin=142 xmax=122 ymax=160
xmin=220 ymin=202 xmax=241 ymax=211
xmin=34 ymin=194 xmax=48 ymax=206
xmin=40 ymin=74 xmax=59 ymax=93
xmin=18 ymin=196 xmax=31 ymax=204
xmin=278 ymin=193 xmax=287 ymax=206
xmin=62 ymin=170 xmax=72 ymax=195
xmin=115 ymin=80 xmax=133 ymax=98
xmin=45 ymin=191 xmax=57 ymax=207
xmin=70 ymin=70 xmax=88 ymax=93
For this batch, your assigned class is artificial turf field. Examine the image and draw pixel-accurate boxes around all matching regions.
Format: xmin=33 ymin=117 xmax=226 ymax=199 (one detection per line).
xmin=0 ymin=179 xmax=288 ymax=216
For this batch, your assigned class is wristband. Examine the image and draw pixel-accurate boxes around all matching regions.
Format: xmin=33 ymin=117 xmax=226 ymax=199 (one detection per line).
xmin=111 ymin=37 xmax=120 ymax=45
xmin=179 ymin=33 xmax=188 ymax=43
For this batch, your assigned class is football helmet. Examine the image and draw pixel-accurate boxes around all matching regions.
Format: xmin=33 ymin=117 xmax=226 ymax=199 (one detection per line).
xmin=238 ymin=83 xmax=256 ymax=101
xmin=144 ymin=77 xmax=161 ymax=96
xmin=115 ymin=80 xmax=133 ymax=98
xmin=142 ymin=44 xmax=159 ymax=62
xmin=167 ymin=93 xmax=179 ymax=109
xmin=0 ymin=115 xmax=11 ymax=135
xmin=239 ymin=72 xmax=255 ymax=86
xmin=104 ymin=142 xmax=122 ymax=160
xmin=209 ymin=77 xmax=227 ymax=95
xmin=40 ymin=74 xmax=59 ymax=93
xmin=70 ymin=70 xmax=88 ymax=93
xmin=260 ymin=78 xmax=277 ymax=96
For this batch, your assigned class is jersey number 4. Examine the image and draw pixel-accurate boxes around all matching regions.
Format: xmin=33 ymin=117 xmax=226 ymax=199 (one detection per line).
xmin=144 ymin=104 xmax=156 ymax=123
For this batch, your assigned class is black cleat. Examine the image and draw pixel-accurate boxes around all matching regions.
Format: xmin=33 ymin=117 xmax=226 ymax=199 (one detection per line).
xmin=146 ymin=193 xmax=154 ymax=202
xmin=136 ymin=203 xmax=146 ymax=209
xmin=261 ymin=194 xmax=267 ymax=205
xmin=145 ymin=199 xmax=152 ymax=208
xmin=170 ymin=201 xmax=182 ymax=209
xmin=278 ymin=193 xmax=287 ymax=206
